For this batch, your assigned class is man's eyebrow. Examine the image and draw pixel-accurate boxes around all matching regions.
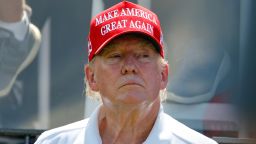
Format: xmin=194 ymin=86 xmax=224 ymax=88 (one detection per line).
xmin=139 ymin=41 xmax=158 ymax=52
xmin=99 ymin=39 xmax=155 ymax=55
xmin=98 ymin=44 xmax=118 ymax=56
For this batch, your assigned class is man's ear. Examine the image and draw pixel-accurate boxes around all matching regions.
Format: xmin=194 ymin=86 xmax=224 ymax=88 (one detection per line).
xmin=84 ymin=64 xmax=99 ymax=91
xmin=160 ymin=63 xmax=169 ymax=90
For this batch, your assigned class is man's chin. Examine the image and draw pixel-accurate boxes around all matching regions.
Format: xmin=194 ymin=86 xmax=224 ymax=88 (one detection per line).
xmin=116 ymin=93 xmax=149 ymax=105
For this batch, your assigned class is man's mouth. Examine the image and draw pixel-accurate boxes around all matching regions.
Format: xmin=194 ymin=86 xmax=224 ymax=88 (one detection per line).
xmin=119 ymin=77 xmax=144 ymax=88
xmin=122 ymin=82 xmax=141 ymax=87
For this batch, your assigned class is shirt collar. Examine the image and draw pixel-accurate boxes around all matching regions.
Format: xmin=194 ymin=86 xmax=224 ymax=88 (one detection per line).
xmin=84 ymin=104 xmax=169 ymax=144
xmin=84 ymin=105 xmax=102 ymax=143
xmin=143 ymin=105 xmax=173 ymax=144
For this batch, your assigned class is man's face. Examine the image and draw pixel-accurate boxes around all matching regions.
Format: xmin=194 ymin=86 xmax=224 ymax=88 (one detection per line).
xmin=86 ymin=35 xmax=168 ymax=106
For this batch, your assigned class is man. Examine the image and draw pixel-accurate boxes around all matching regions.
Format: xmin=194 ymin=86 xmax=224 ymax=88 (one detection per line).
xmin=35 ymin=1 xmax=217 ymax=143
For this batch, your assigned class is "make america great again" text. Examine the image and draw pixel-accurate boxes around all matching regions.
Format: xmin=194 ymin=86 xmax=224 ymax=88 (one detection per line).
xmin=95 ymin=8 xmax=158 ymax=35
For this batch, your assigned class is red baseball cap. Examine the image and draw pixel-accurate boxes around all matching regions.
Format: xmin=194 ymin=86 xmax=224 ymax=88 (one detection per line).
xmin=88 ymin=1 xmax=164 ymax=62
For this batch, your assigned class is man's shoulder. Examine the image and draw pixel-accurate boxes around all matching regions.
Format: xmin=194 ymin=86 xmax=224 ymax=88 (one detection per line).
xmin=161 ymin=113 xmax=218 ymax=144
xmin=35 ymin=118 xmax=89 ymax=144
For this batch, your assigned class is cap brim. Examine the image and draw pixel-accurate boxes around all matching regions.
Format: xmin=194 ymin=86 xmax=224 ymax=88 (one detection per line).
xmin=94 ymin=30 xmax=162 ymax=56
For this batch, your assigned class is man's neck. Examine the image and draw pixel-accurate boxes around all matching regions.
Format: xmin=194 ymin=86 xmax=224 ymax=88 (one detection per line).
xmin=98 ymin=99 xmax=160 ymax=144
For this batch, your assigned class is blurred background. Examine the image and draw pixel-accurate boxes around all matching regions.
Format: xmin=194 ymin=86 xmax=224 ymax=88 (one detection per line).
xmin=0 ymin=0 xmax=255 ymax=142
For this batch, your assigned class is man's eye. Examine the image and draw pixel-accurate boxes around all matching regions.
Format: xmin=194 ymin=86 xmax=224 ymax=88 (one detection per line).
xmin=142 ymin=54 xmax=149 ymax=58
xmin=136 ymin=53 xmax=152 ymax=62
xmin=104 ymin=53 xmax=122 ymax=64
xmin=137 ymin=53 xmax=150 ymax=58
xmin=109 ymin=54 xmax=121 ymax=58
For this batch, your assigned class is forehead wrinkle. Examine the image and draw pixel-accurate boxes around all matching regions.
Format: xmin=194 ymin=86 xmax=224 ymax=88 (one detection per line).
xmin=99 ymin=37 xmax=156 ymax=56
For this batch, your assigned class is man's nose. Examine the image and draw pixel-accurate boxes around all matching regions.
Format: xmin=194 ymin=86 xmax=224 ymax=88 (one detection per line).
xmin=121 ymin=55 xmax=138 ymax=74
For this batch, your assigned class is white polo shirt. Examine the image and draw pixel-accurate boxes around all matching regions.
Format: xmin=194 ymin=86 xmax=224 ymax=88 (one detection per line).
xmin=35 ymin=105 xmax=217 ymax=144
